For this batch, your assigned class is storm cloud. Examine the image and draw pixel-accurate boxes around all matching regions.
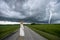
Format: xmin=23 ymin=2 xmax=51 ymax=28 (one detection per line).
xmin=0 ymin=0 xmax=60 ymax=23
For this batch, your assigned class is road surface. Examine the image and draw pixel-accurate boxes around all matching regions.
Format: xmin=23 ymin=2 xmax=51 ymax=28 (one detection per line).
xmin=3 ymin=30 xmax=20 ymax=40
xmin=2 ymin=26 xmax=47 ymax=40
xmin=24 ymin=26 xmax=48 ymax=40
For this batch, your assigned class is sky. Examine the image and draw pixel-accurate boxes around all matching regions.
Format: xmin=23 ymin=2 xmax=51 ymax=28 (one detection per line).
xmin=0 ymin=0 xmax=60 ymax=23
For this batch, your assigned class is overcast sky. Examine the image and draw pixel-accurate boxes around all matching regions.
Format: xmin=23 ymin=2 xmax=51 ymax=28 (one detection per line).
xmin=0 ymin=0 xmax=60 ymax=23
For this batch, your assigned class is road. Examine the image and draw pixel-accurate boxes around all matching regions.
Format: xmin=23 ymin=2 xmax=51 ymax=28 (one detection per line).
xmin=3 ymin=30 xmax=20 ymax=40
xmin=3 ymin=26 xmax=47 ymax=40
xmin=24 ymin=26 xmax=48 ymax=40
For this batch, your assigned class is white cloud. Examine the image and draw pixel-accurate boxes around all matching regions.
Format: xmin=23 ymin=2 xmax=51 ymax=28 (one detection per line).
xmin=0 ymin=21 xmax=19 ymax=24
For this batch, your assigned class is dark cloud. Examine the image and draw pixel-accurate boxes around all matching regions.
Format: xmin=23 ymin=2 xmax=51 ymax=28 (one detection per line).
xmin=57 ymin=0 xmax=60 ymax=3
xmin=0 ymin=0 xmax=60 ymax=23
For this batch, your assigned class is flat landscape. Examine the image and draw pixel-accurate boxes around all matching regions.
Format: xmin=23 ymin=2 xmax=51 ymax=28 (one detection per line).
xmin=0 ymin=24 xmax=60 ymax=40
xmin=26 ymin=24 xmax=60 ymax=40
xmin=0 ymin=24 xmax=20 ymax=40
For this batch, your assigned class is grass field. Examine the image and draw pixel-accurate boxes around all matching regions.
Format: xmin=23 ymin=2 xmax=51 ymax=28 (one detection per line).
xmin=0 ymin=24 xmax=20 ymax=40
xmin=26 ymin=24 xmax=60 ymax=40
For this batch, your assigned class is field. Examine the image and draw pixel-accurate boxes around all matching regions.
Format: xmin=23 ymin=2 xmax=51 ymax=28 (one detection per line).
xmin=26 ymin=24 xmax=60 ymax=40
xmin=0 ymin=24 xmax=20 ymax=40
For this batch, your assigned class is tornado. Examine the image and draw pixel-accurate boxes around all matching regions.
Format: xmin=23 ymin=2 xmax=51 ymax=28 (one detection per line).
xmin=46 ymin=1 xmax=56 ymax=24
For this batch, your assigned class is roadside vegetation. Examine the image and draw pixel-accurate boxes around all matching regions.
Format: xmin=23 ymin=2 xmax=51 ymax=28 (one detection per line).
xmin=26 ymin=24 xmax=60 ymax=40
xmin=0 ymin=24 xmax=20 ymax=40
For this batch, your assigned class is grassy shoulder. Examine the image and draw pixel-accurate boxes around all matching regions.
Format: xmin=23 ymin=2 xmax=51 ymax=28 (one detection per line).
xmin=0 ymin=24 xmax=20 ymax=40
xmin=26 ymin=24 xmax=60 ymax=40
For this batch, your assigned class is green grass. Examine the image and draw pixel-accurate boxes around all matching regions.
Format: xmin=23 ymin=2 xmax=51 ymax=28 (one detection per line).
xmin=0 ymin=24 xmax=20 ymax=40
xmin=26 ymin=24 xmax=60 ymax=40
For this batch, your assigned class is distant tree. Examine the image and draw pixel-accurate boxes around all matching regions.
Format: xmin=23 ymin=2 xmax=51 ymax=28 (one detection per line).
xmin=31 ymin=23 xmax=36 ymax=25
